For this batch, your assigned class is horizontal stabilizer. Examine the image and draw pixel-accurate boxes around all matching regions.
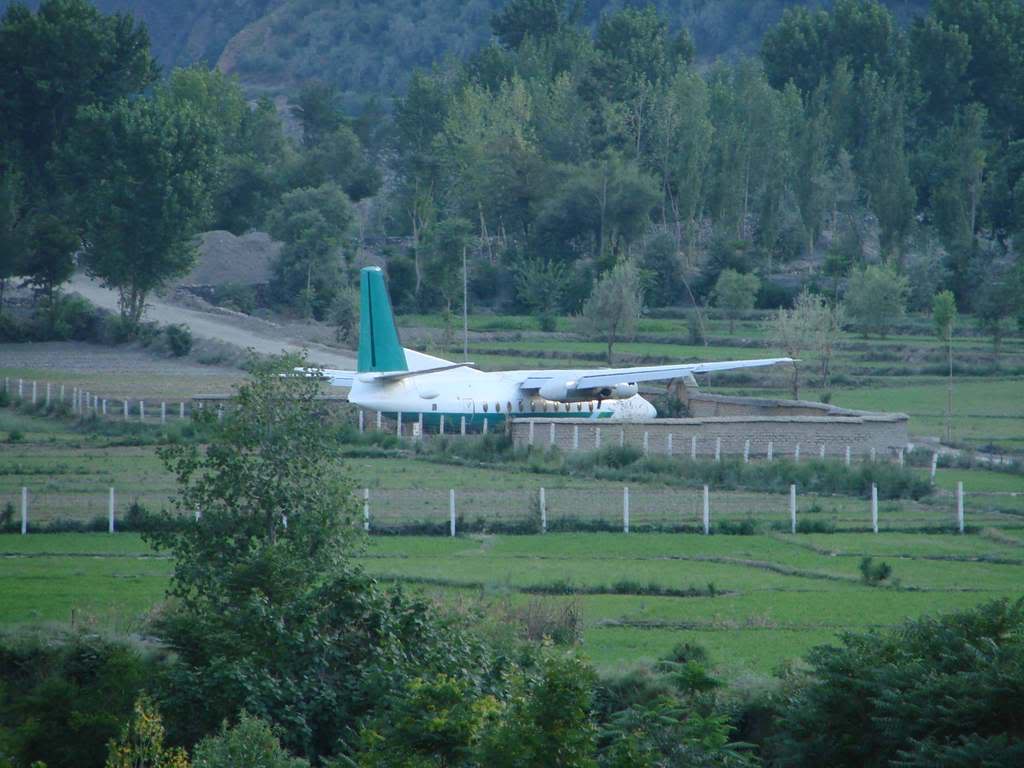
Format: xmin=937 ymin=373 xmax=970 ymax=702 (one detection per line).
xmin=359 ymin=362 xmax=477 ymax=382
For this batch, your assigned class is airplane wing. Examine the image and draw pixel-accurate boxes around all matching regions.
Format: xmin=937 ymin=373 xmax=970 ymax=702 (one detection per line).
xmin=296 ymin=367 xmax=355 ymax=388
xmin=520 ymin=357 xmax=794 ymax=392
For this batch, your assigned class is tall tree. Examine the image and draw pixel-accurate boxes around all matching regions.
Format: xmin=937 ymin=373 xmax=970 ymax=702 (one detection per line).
xmin=59 ymin=87 xmax=219 ymax=327
xmin=492 ymin=0 xmax=566 ymax=50
xmin=845 ymin=264 xmax=908 ymax=338
xmin=582 ymin=258 xmax=643 ymax=364
xmin=769 ymin=290 xmax=822 ymax=400
xmin=290 ymin=81 xmax=343 ymax=149
xmin=0 ymin=0 xmax=157 ymax=302
xmin=711 ymin=268 xmax=760 ymax=334
xmin=265 ymin=183 xmax=354 ymax=320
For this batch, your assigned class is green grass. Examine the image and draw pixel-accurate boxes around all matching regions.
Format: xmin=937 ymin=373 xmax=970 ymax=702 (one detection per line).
xmin=3 ymin=531 xmax=1020 ymax=675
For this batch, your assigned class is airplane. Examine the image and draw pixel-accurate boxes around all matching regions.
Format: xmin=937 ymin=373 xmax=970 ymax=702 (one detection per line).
xmin=314 ymin=266 xmax=794 ymax=429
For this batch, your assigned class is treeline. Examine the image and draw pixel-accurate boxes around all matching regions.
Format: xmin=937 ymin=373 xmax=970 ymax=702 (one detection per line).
xmin=2 ymin=0 xmax=1023 ymax=349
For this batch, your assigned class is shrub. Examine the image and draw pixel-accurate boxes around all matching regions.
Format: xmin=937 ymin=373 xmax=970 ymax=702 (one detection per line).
xmin=0 ymin=389 xmax=11 ymax=406
xmin=193 ymin=712 xmax=309 ymax=768
xmin=858 ymin=556 xmax=892 ymax=585
xmin=6 ymin=429 xmax=24 ymax=443
xmin=164 ymin=324 xmax=193 ymax=357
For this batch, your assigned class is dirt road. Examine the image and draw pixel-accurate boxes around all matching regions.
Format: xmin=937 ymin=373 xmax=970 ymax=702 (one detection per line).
xmin=68 ymin=274 xmax=357 ymax=370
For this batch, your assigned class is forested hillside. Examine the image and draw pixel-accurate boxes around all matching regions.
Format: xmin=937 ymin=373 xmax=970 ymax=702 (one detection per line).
xmin=0 ymin=0 xmax=930 ymax=107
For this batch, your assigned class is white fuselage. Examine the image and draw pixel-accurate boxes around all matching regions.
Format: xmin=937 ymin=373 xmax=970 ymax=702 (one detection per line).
xmin=349 ymin=365 xmax=657 ymax=423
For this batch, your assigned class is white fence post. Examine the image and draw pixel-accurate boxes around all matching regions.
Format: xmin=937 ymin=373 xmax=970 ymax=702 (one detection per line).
xmin=743 ymin=439 xmax=750 ymax=464
xmin=930 ymin=452 xmax=938 ymax=480
xmin=528 ymin=421 xmax=534 ymax=445
xmin=123 ymin=399 xmax=129 ymax=420
xmin=539 ymin=487 xmax=546 ymax=533
xmin=59 ymin=384 xmax=65 ymax=404
xmin=108 ymin=487 xmax=115 ymax=534
xmin=417 ymin=412 xmax=424 ymax=439
xmin=594 ymin=426 xmax=601 ymax=450
xmin=643 ymin=431 xmax=649 ymax=455
xmin=161 ymin=402 xmax=166 ymax=424
xmin=377 ymin=411 xmax=383 ymax=431
xmin=460 ymin=415 xmax=466 ymax=436
xmin=549 ymin=422 xmax=556 ymax=446
xmin=439 ymin=415 xmax=445 ymax=436
xmin=794 ymin=443 xmax=801 ymax=463
xmin=767 ymin=441 xmax=774 ymax=461
xmin=845 ymin=446 xmax=851 ymax=466
xmin=358 ymin=409 xmax=364 ymax=433
xmin=714 ymin=437 xmax=721 ymax=462
xmin=45 ymin=382 xmax=51 ymax=407
xmin=819 ymin=444 xmax=826 ymax=460
xmin=870 ymin=447 xmax=876 ymax=462
xmin=702 ymin=485 xmax=710 ymax=535
xmin=31 ymin=380 xmax=36 ymax=404
xmin=957 ymin=481 xmax=964 ymax=534
xmin=21 ymin=487 xmax=27 ymax=535
xmin=623 ymin=487 xmax=629 ymax=534
xmin=790 ymin=484 xmax=797 ymax=534
xmin=397 ymin=411 xmax=402 ymax=436
xmin=573 ymin=425 xmax=579 ymax=451
xmin=690 ymin=435 xmax=697 ymax=460
xmin=102 ymin=399 xmax=108 ymax=416
xmin=179 ymin=402 xmax=185 ymax=419
xmin=898 ymin=448 xmax=904 ymax=467
xmin=17 ymin=379 xmax=23 ymax=399
xmin=449 ymin=489 xmax=456 ymax=537
xmin=363 ymin=488 xmax=370 ymax=532
xmin=482 ymin=417 xmax=489 ymax=435
xmin=619 ymin=428 xmax=624 ymax=447
xmin=139 ymin=400 xmax=145 ymax=422
xmin=666 ymin=433 xmax=673 ymax=456
xmin=871 ymin=483 xmax=879 ymax=534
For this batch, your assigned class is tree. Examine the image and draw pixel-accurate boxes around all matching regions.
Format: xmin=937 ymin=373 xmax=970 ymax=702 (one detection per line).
xmin=513 ymin=256 xmax=567 ymax=331
xmin=814 ymin=300 xmax=846 ymax=394
xmin=974 ymin=261 xmax=1023 ymax=364
xmin=582 ymin=258 xmax=643 ymax=364
xmin=767 ymin=598 xmax=1024 ymax=768
xmin=421 ymin=217 xmax=475 ymax=345
xmin=297 ymin=125 xmax=380 ymax=202
xmin=192 ymin=713 xmax=309 ymax=768
xmin=148 ymin=356 xmax=494 ymax=760
xmin=932 ymin=290 xmax=957 ymax=442
xmin=0 ymin=0 xmax=158 ymax=306
xmin=844 ymin=264 xmax=908 ymax=338
xmin=105 ymin=696 xmax=189 ymax=768
xmin=290 ymin=81 xmax=344 ymax=149
xmin=60 ymin=87 xmax=219 ymax=328
xmin=769 ymin=290 xmax=822 ymax=400
xmin=266 ymin=183 xmax=354 ymax=320
xmin=492 ymin=0 xmax=565 ymax=50
xmin=24 ymin=213 xmax=77 ymax=322
xmin=0 ymin=157 xmax=26 ymax=315
xmin=711 ymin=269 xmax=760 ymax=334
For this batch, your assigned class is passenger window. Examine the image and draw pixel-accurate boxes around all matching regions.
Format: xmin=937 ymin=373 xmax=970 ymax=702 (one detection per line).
xmin=483 ymin=403 xmax=488 ymax=412
xmin=507 ymin=401 xmax=512 ymax=413
xmin=496 ymin=402 xmax=501 ymax=412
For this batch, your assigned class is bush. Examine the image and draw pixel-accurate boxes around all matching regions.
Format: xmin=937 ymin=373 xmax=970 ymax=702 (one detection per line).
xmin=164 ymin=324 xmax=193 ymax=357
xmin=767 ymin=598 xmax=1024 ymax=767
xmin=858 ymin=556 xmax=892 ymax=585
xmin=5 ymin=429 xmax=24 ymax=443
xmin=193 ymin=712 xmax=309 ymax=768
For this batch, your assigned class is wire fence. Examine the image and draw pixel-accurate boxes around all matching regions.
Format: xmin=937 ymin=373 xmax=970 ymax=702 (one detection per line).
xmin=2 ymin=484 xmax=1018 ymax=536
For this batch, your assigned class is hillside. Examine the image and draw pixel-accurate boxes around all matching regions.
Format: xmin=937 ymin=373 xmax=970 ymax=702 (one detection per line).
xmin=1 ymin=0 xmax=930 ymax=107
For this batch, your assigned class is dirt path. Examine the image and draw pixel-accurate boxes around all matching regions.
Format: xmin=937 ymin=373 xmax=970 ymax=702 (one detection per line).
xmin=68 ymin=274 xmax=356 ymax=370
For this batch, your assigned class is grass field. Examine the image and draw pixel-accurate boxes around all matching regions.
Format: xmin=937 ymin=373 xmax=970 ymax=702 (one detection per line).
xmin=1 ymin=530 xmax=1021 ymax=674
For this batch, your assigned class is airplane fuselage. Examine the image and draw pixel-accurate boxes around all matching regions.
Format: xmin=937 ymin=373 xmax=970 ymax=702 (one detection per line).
xmin=349 ymin=365 xmax=657 ymax=426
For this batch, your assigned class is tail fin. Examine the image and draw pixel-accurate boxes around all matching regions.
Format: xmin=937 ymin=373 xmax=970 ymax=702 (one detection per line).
xmin=357 ymin=266 xmax=408 ymax=373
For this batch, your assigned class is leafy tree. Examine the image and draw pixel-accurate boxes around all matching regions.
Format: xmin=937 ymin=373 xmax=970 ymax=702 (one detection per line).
xmin=932 ymin=290 xmax=957 ymax=442
xmin=0 ymin=157 xmax=26 ymax=314
xmin=767 ymin=598 xmax=1024 ymax=768
xmin=192 ymin=713 xmax=309 ymax=768
xmin=290 ymin=81 xmax=344 ymax=149
xmin=476 ymin=654 xmax=598 ymax=768
xmin=294 ymin=124 xmax=381 ymax=203
xmin=105 ymin=696 xmax=189 ymax=768
xmin=814 ymin=300 xmax=846 ymax=394
xmin=513 ymin=256 xmax=568 ymax=330
xmin=492 ymin=0 xmax=566 ymax=50
xmin=266 ymin=183 xmax=354 ymax=319
xmin=582 ymin=258 xmax=643 ymax=364
xmin=421 ymin=217 xmax=475 ymax=344
xmin=711 ymin=269 xmax=760 ymax=334
xmin=974 ymin=260 xmax=1023 ymax=363
xmin=0 ymin=0 xmax=158 ymax=305
xmin=638 ymin=233 xmax=685 ymax=308
xmin=60 ymin=86 xmax=219 ymax=328
xmin=23 ymin=213 xmax=76 ymax=321
xmin=844 ymin=264 xmax=907 ymax=338
xmin=148 ymin=356 xmax=496 ymax=760
xmin=769 ymin=290 xmax=822 ymax=399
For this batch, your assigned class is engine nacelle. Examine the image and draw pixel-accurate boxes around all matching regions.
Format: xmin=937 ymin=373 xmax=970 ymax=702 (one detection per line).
xmin=537 ymin=380 xmax=638 ymax=402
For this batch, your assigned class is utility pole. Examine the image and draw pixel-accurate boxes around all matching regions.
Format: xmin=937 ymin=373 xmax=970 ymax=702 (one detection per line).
xmin=462 ymin=245 xmax=469 ymax=361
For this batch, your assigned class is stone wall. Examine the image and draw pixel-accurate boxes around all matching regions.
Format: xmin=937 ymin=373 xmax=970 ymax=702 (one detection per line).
xmin=511 ymin=412 xmax=909 ymax=460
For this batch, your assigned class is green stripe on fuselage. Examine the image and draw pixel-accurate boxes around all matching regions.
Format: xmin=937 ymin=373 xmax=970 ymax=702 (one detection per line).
xmin=378 ymin=411 xmax=614 ymax=428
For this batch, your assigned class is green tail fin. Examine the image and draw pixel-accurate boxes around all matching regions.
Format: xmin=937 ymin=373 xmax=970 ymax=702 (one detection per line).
xmin=357 ymin=267 xmax=408 ymax=373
